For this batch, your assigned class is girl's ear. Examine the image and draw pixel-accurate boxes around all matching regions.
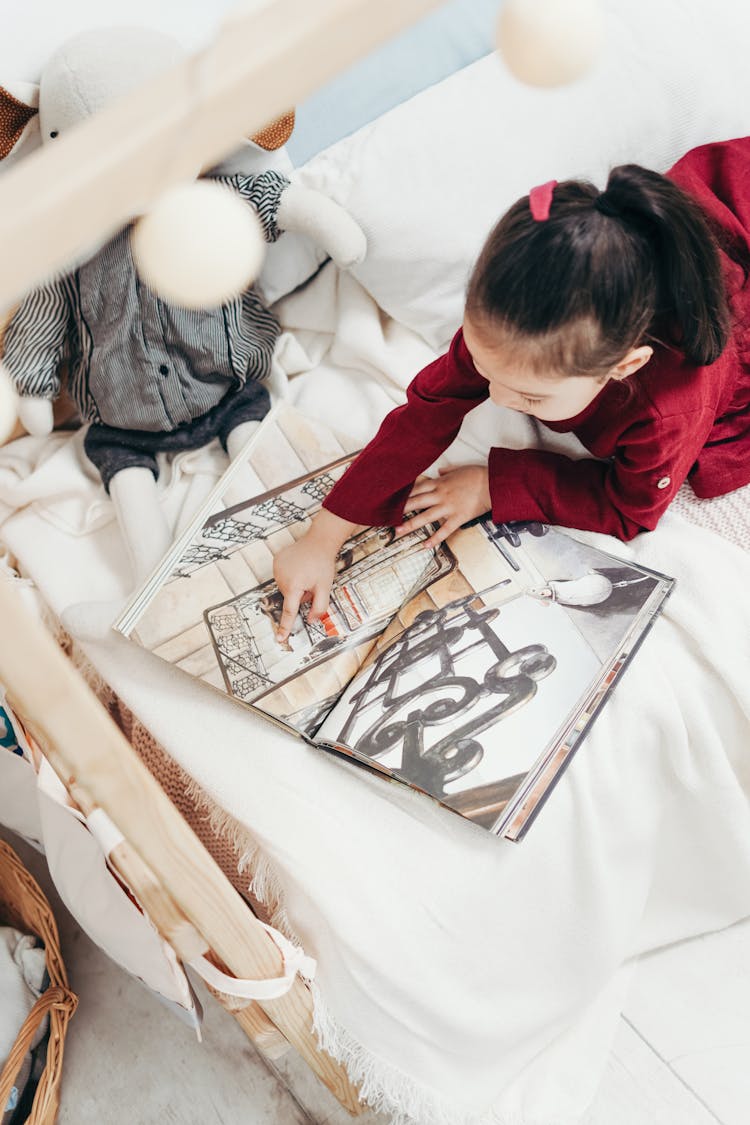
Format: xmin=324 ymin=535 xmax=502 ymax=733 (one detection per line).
xmin=611 ymin=345 xmax=653 ymax=381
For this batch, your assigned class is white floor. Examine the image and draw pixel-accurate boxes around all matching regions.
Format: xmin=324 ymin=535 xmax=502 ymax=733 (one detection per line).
xmin=3 ymin=827 xmax=749 ymax=1125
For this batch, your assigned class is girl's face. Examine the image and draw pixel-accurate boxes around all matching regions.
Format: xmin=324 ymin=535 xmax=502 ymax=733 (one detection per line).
xmin=462 ymin=316 xmax=651 ymax=422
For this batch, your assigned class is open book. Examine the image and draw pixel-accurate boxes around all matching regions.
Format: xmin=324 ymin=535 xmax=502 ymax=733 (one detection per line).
xmin=115 ymin=403 xmax=674 ymax=841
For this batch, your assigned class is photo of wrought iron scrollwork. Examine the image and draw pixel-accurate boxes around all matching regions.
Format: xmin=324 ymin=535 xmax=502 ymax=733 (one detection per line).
xmin=336 ymin=586 xmax=558 ymax=814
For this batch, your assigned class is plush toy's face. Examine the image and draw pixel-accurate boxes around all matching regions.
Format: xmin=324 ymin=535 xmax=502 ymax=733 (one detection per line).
xmin=39 ymin=27 xmax=183 ymax=145
xmin=2 ymin=25 xmax=296 ymax=174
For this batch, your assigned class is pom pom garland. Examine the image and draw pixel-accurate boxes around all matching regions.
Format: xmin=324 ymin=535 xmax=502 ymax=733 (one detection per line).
xmin=497 ymin=0 xmax=603 ymax=88
xmin=131 ymin=180 xmax=266 ymax=309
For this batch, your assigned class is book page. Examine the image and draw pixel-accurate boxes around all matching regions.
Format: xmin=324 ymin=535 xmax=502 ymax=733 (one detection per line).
xmin=316 ymin=518 xmax=672 ymax=835
xmin=118 ymin=401 xmax=673 ymax=838
xmin=201 ymin=513 xmax=454 ymax=735
xmin=120 ymin=405 xmax=458 ymax=737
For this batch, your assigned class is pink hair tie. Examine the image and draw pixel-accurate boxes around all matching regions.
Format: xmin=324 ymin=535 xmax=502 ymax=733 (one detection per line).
xmin=529 ymin=180 xmax=558 ymax=222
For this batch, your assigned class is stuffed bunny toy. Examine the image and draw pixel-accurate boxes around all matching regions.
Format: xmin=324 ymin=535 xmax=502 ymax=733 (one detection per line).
xmin=1 ymin=27 xmax=366 ymax=582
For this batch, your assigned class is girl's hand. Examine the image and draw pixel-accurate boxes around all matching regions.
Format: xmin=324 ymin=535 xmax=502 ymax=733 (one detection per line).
xmin=395 ymin=465 xmax=491 ymax=548
xmin=273 ymin=509 xmax=356 ymax=642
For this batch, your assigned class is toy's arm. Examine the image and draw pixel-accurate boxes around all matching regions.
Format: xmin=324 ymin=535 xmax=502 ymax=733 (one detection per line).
xmin=16 ymin=396 xmax=54 ymax=436
xmin=276 ymin=184 xmax=366 ymax=268
xmin=2 ymin=279 xmax=70 ymax=436
xmin=221 ymin=170 xmax=366 ymax=268
xmin=225 ymin=170 xmax=291 ymax=243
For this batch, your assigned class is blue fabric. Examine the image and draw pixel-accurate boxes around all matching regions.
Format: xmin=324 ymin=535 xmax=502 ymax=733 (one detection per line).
xmin=0 ymin=704 xmax=21 ymax=755
xmin=287 ymin=0 xmax=497 ymax=164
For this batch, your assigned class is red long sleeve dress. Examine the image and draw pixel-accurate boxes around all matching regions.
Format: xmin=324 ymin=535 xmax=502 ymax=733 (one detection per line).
xmin=323 ymin=138 xmax=750 ymax=540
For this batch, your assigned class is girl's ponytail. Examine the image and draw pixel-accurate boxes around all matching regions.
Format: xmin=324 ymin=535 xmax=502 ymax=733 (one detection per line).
xmin=595 ymin=165 xmax=729 ymax=366
xmin=467 ymin=161 xmax=730 ymax=377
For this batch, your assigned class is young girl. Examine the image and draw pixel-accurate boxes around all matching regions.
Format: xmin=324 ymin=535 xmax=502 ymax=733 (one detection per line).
xmin=274 ymin=137 xmax=750 ymax=640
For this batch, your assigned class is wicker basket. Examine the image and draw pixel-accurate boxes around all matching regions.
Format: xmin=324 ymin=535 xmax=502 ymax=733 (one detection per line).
xmin=0 ymin=840 xmax=77 ymax=1125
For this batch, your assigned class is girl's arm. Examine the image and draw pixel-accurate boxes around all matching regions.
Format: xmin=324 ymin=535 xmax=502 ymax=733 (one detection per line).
xmin=274 ymin=329 xmax=488 ymax=637
xmin=486 ymin=409 xmax=716 ymax=540
xmin=322 ymin=328 xmax=490 ymax=526
xmin=273 ymin=508 xmax=357 ymax=641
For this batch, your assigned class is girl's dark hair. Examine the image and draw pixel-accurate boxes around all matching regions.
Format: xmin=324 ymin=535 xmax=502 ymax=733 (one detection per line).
xmin=466 ymin=164 xmax=730 ymax=376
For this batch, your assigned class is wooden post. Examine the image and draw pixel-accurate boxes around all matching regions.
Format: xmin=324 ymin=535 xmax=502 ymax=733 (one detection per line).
xmin=0 ymin=576 xmax=365 ymax=1114
xmin=0 ymin=0 xmax=441 ymax=310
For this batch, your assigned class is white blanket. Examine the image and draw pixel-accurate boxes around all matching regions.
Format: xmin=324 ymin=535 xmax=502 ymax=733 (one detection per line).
xmin=1 ymin=262 xmax=749 ymax=1125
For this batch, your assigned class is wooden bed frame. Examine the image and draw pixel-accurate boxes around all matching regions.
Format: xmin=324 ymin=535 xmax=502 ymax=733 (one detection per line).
xmin=0 ymin=0 xmax=447 ymax=1114
xmin=0 ymin=575 xmax=367 ymax=1112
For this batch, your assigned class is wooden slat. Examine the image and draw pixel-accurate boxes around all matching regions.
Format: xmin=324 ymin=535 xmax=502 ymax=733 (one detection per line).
xmin=0 ymin=575 xmax=365 ymax=1114
xmin=47 ymin=767 xmax=291 ymax=1060
xmin=233 ymin=1000 xmax=291 ymax=1060
xmin=0 ymin=0 xmax=441 ymax=311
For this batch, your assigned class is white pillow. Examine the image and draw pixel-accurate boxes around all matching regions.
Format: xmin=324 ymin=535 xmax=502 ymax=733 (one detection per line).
xmin=297 ymin=0 xmax=750 ymax=350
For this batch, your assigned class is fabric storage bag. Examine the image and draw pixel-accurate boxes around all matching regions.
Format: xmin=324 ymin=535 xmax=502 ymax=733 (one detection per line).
xmin=0 ymin=839 xmax=77 ymax=1125
xmin=0 ymin=683 xmax=200 ymax=1028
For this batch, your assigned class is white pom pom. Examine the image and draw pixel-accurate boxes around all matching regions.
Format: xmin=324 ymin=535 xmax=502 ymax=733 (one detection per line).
xmin=131 ymin=180 xmax=266 ymax=309
xmin=497 ymin=0 xmax=603 ymax=88
xmin=0 ymin=363 xmax=19 ymax=444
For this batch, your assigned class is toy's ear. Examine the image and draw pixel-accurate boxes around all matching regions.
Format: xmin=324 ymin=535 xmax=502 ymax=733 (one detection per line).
xmin=0 ymin=83 xmax=38 ymax=161
xmin=250 ymin=109 xmax=295 ymax=151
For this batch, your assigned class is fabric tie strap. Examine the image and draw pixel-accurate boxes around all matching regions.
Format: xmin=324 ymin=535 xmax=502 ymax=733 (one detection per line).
xmin=189 ymin=922 xmax=317 ymax=1001
xmin=529 ymin=180 xmax=558 ymax=222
